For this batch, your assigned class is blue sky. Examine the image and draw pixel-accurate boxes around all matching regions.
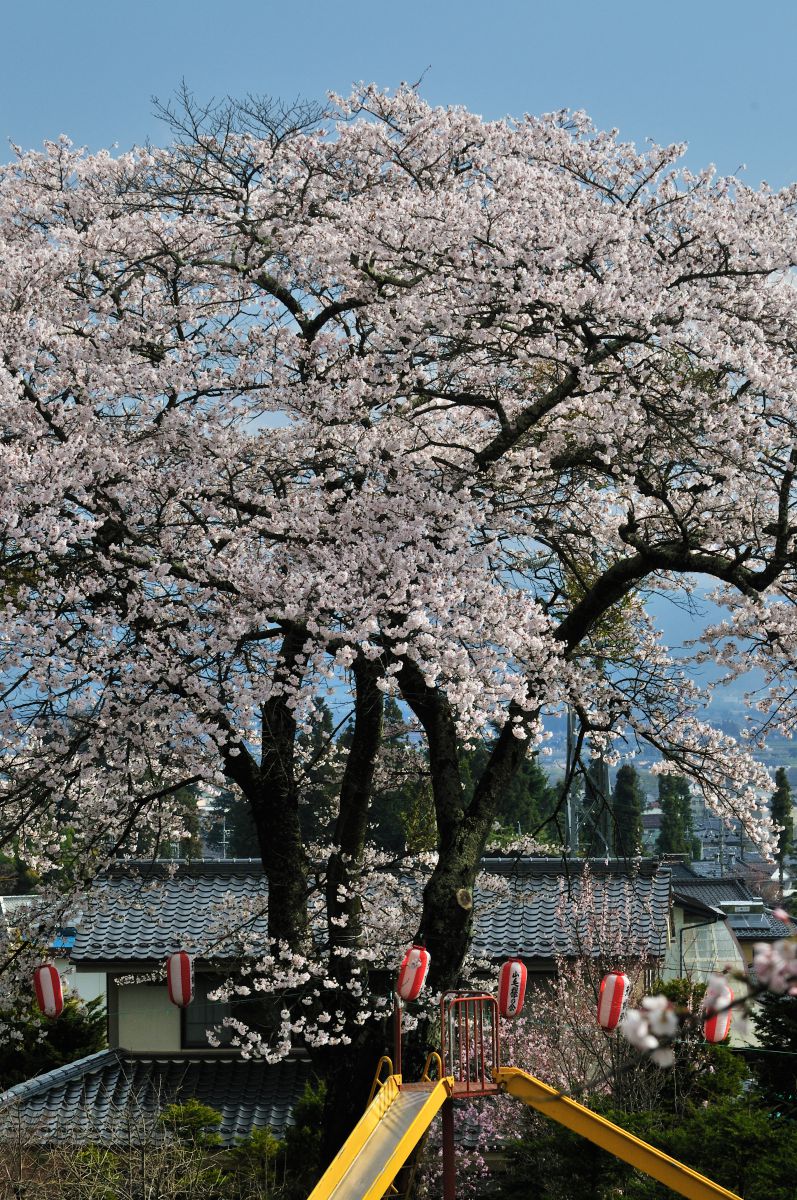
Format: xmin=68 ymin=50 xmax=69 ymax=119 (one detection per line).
xmin=3 ymin=1 xmax=797 ymax=188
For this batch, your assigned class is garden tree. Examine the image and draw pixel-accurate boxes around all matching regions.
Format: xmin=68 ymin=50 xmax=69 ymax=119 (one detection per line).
xmin=750 ymin=990 xmax=797 ymax=1116
xmin=0 ymin=1094 xmax=295 ymax=1200
xmin=0 ymin=995 xmax=106 ymax=1089
xmin=612 ymin=764 xmax=644 ymax=858
xmin=656 ymin=774 xmax=696 ymax=858
xmin=3 ymin=82 xmax=797 ymax=1137
xmin=497 ymin=1091 xmax=797 ymax=1200
xmin=771 ymin=767 xmax=794 ymax=887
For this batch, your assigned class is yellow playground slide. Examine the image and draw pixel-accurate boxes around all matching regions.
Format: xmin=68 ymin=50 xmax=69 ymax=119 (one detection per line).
xmin=307 ymin=1074 xmax=453 ymax=1200
xmin=307 ymin=986 xmax=744 ymax=1200
xmin=308 ymin=1066 xmax=742 ymax=1200
xmin=495 ymin=1067 xmax=742 ymax=1200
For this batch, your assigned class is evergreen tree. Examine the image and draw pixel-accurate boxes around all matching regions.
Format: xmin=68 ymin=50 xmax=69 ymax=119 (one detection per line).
xmin=463 ymin=737 xmax=558 ymax=840
xmin=0 ymin=995 xmax=106 ymax=1089
xmin=133 ymin=785 xmax=204 ymax=860
xmin=208 ymin=702 xmax=343 ymax=857
xmin=368 ymin=699 xmax=435 ymax=852
xmin=612 ymin=764 xmax=643 ymax=857
xmin=0 ymin=851 xmax=37 ymax=894
xmin=751 ymin=991 xmax=797 ymax=1117
xmin=296 ymin=699 xmax=343 ymax=844
xmin=581 ymin=755 xmax=612 ymax=857
xmin=771 ymin=767 xmax=794 ymax=888
xmin=219 ymin=788 xmax=259 ymax=857
xmin=656 ymin=774 xmax=695 ymax=858
xmin=172 ymin=787 xmax=204 ymax=859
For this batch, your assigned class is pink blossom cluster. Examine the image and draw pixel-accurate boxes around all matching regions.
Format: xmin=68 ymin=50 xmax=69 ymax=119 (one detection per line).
xmin=620 ymin=996 xmax=679 ymax=1068
xmin=1 ymin=84 xmax=797 ymax=1021
xmin=752 ymin=936 xmax=797 ymax=995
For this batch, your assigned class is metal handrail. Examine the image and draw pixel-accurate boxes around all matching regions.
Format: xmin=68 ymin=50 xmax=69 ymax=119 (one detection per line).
xmin=421 ymin=1050 xmax=444 ymax=1082
xmin=440 ymin=992 xmax=500 ymax=1095
xmin=367 ymin=1055 xmax=395 ymax=1105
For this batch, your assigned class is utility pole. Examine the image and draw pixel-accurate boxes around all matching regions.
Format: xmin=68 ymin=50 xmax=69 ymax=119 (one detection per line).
xmin=565 ymin=706 xmax=580 ymax=854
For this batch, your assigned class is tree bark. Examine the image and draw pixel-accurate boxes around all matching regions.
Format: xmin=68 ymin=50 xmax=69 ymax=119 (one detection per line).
xmin=398 ymin=659 xmax=536 ymax=990
xmin=319 ymin=659 xmax=386 ymax=1163
xmin=396 ymin=547 xmax=678 ymax=990
xmin=222 ymin=626 xmax=309 ymax=947
xmin=326 ymin=658 xmax=384 ymax=966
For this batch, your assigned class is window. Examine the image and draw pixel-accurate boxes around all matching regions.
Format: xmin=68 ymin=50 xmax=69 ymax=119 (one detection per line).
xmin=181 ymin=974 xmax=271 ymax=1049
xmin=182 ymin=975 xmax=231 ymax=1048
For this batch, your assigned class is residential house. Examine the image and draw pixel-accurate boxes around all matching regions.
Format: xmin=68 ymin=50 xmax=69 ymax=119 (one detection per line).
xmin=661 ymin=861 xmax=790 ymax=1047
xmin=0 ymin=861 xmax=310 ymax=1146
xmin=0 ymin=894 xmax=105 ymax=1006
xmin=663 ymin=862 xmax=790 ymax=979
xmin=1 ymin=854 xmax=673 ymax=1141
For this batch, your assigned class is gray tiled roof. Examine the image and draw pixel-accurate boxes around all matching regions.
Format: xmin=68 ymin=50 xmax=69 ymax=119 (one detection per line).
xmin=471 ymin=858 xmax=671 ymax=962
xmin=71 ymin=861 xmax=268 ymax=963
xmin=72 ymin=857 xmax=672 ymax=966
xmin=668 ymin=863 xmax=790 ymax=941
xmin=0 ymin=1049 xmax=312 ymax=1146
xmin=668 ymin=865 xmax=755 ymax=910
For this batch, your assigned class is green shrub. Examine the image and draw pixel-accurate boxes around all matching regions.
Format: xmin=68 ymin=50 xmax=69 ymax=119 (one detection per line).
xmin=0 ymin=993 xmax=106 ymax=1089
xmin=159 ymin=1097 xmax=223 ymax=1147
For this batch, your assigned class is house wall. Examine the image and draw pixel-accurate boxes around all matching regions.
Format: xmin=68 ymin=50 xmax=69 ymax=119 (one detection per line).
xmin=661 ymin=908 xmax=745 ymax=981
xmin=661 ymin=907 xmax=755 ymax=1047
xmin=114 ymin=981 xmax=181 ymax=1052
xmin=62 ymin=960 xmax=105 ymax=1005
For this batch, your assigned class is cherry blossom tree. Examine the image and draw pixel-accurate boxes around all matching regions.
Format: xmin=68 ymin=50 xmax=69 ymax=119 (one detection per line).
xmin=3 ymin=82 xmax=797 ymax=1140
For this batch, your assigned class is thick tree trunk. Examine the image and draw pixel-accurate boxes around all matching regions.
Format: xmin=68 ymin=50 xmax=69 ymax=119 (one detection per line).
xmin=325 ymin=659 xmax=384 ymax=964
xmin=222 ymin=627 xmax=309 ymax=947
xmin=317 ymin=1018 xmax=392 ymax=1166
xmin=399 ymin=660 xmax=535 ymax=990
xmin=320 ymin=659 xmax=386 ymax=1164
xmin=418 ymin=722 xmax=534 ymax=988
xmin=397 ymin=558 xmax=658 ymax=990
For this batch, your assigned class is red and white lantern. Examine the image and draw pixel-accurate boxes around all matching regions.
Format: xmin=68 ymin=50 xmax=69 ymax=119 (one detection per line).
xmin=498 ymin=958 xmax=528 ymax=1019
xmin=33 ymin=964 xmax=64 ymax=1019
xmin=597 ymin=971 xmax=631 ymax=1032
xmin=396 ymin=944 xmax=430 ymax=1002
xmin=702 ymin=983 xmax=733 ymax=1044
xmin=166 ymin=951 xmax=194 ymax=1007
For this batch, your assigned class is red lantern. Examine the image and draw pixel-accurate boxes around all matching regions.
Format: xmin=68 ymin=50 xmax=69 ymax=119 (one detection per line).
xmin=33 ymin=964 xmax=64 ymax=1019
xmin=166 ymin=951 xmax=194 ymax=1007
xmin=702 ymin=983 xmax=733 ymax=1043
xmin=597 ymin=971 xmax=630 ymax=1031
xmin=396 ymin=944 xmax=430 ymax=1002
xmin=498 ymin=958 xmax=528 ymax=1018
